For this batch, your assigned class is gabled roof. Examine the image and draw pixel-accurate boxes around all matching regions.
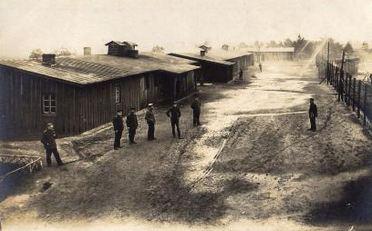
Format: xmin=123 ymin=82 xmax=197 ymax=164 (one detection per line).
xmin=105 ymin=41 xmax=138 ymax=47
xmin=198 ymin=45 xmax=211 ymax=51
xmin=0 ymin=53 xmax=200 ymax=86
xmin=169 ymin=50 xmax=253 ymax=66
xmin=170 ymin=53 xmax=234 ymax=65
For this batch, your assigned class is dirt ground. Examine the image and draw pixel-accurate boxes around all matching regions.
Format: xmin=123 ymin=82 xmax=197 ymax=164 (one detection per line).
xmin=1 ymin=61 xmax=372 ymax=231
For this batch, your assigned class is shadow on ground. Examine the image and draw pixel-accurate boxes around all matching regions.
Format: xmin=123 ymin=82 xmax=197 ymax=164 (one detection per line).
xmin=304 ymin=170 xmax=372 ymax=226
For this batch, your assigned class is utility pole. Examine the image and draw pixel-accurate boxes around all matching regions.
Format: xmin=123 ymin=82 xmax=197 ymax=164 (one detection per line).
xmin=326 ymin=39 xmax=330 ymax=84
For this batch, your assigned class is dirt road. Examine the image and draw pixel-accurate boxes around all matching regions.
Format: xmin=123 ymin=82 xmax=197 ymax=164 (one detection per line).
xmin=1 ymin=61 xmax=372 ymax=231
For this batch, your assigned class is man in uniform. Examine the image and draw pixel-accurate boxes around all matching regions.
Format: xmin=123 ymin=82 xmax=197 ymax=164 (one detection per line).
xmin=145 ymin=103 xmax=156 ymax=140
xmin=126 ymin=107 xmax=138 ymax=144
xmin=259 ymin=63 xmax=263 ymax=72
xmin=166 ymin=102 xmax=182 ymax=139
xmin=191 ymin=96 xmax=201 ymax=126
xmin=112 ymin=110 xmax=124 ymax=149
xmin=308 ymin=98 xmax=318 ymax=131
xmin=41 ymin=123 xmax=64 ymax=167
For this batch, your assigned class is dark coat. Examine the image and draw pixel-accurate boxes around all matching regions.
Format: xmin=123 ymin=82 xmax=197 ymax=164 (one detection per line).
xmin=126 ymin=113 xmax=138 ymax=129
xmin=309 ymin=103 xmax=318 ymax=118
xmin=191 ymin=99 xmax=201 ymax=113
xmin=41 ymin=129 xmax=57 ymax=150
xmin=112 ymin=115 xmax=124 ymax=131
xmin=166 ymin=107 xmax=181 ymax=122
xmin=145 ymin=109 xmax=156 ymax=124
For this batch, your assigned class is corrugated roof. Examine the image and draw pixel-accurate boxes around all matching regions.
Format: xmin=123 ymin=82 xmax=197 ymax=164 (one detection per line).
xmin=169 ymin=50 xmax=253 ymax=65
xmin=0 ymin=53 xmax=200 ymax=85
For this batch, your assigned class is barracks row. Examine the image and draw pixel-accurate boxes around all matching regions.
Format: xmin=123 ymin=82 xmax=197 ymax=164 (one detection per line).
xmin=0 ymin=41 xmax=254 ymax=139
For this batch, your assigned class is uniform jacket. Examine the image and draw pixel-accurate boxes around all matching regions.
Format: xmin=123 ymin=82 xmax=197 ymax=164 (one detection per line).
xmin=191 ymin=99 xmax=201 ymax=113
xmin=126 ymin=113 xmax=138 ymax=129
xmin=41 ymin=128 xmax=57 ymax=150
xmin=309 ymin=103 xmax=318 ymax=118
xmin=166 ymin=107 xmax=181 ymax=121
xmin=145 ymin=110 xmax=156 ymax=124
xmin=112 ymin=115 xmax=124 ymax=131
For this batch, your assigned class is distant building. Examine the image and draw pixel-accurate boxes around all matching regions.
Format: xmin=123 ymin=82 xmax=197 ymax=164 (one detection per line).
xmin=245 ymin=47 xmax=295 ymax=62
xmin=0 ymin=41 xmax=200 ymax=139
xmin=170 ymin=49 xmax=254 ymax=83
xmin=335 ymin=57 xmax=360 ymax=75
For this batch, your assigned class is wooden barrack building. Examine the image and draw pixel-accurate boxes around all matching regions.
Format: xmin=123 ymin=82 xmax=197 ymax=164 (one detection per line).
xmin=0 ymin=41 xmax=200 ymax=139
xmin=170 ymin=50 xmax=254 ymax=83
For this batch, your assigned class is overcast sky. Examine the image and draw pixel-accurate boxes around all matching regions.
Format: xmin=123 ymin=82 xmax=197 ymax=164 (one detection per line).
xmin=1 ymin=0 xmax=372 ymax=58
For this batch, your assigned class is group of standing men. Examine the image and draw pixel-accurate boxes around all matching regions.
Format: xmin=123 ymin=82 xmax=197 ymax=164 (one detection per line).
xmin=112 ymin=96 xmax=201 ymax=149
xmin=40 ymin=95 xmax=318 ymax=166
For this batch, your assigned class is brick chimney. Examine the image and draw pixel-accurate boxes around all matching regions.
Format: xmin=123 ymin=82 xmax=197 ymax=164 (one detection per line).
xmin=42 ymin=54 xmax=56 ymax=66
xmin=83 ymin=47 xmax=91 ymax=56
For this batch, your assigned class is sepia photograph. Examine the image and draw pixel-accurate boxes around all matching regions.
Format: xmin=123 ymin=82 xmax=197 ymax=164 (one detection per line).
xmin=0 ymin=0 xmax=372 ymax=230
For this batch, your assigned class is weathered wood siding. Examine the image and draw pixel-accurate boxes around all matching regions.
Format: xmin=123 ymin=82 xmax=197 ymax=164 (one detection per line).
xmin=0 ymin=67 xmax=197 ymax=139
xmin=0 ymin=66 xmax=82 ymax=138
xmin=201 ymin=63 xmax=232 ymax=83
xmin=228 ymin=54 xmax=254 ymax=80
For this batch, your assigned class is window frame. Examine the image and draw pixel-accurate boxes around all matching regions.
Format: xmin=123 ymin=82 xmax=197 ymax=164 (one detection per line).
xmin=42 ymin=93 xmax=57 ymax=115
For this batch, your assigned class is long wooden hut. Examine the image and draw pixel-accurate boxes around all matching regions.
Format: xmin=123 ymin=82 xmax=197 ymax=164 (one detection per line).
xmin=0 ymin=42 xmax=200 ymax=139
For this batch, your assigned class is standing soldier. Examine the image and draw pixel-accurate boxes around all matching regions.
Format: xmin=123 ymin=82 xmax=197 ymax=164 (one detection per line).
xmin=191 ymin=96 xmax=201 ymax=126
xmin=308 ymin=98 xmax=318 ymax=131
xmin=41 ymin=123 xmax=64 ymax=167
xmin=126 ymin=107 xmax=138 ymax=144
xmin=166 ymin=102 xmax=182 ymax=139
xmin=239 ymin=68 xmax=244 ymax=80
xmin=259 ymin=63 xmax=263 ymax=72
xmin=112 ymin=110 xmax=124 ymax=150
xmin=145 ymin=103 xmax=156 ymax=140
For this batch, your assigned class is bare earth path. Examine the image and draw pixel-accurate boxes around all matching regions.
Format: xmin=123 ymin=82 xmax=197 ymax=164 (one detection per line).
xmin=1 ymin=61 xmax=372 ymax=231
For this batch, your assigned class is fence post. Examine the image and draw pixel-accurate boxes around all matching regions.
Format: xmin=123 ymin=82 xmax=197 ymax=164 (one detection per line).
xmin=352 ymin=78 xmax=356 ymax=111
xmin=345 ymin=75 xmax=348 ymax=105
xmin=348 ymin=74 xmax=352 ymax=106
xmin=338 ymin=70 xmax=342 ymax=102
xmin=364 ymin=83 xmax=368 ymax=126
xmin=357 ymin=80 xmax=361 ymax=118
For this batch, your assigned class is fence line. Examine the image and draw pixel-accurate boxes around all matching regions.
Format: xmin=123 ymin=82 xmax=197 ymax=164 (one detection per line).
xmin=318 ymin=61 xmax=372 ymax=131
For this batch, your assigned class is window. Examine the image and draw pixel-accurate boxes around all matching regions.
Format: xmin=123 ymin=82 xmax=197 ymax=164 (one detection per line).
xmin=42 ymin=93 xmax=56 ymax=114
xmin=114 ymin=85 xmax=121 ymax=103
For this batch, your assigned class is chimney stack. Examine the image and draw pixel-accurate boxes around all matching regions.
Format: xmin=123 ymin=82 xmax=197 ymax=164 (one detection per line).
xmin=84 ymin=47 xmax=91 ymax=56
xmin=42 ymin=54 xmax=56 ymax=66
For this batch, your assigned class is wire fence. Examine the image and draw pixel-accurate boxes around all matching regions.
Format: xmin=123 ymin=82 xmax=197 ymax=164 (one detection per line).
xmin=317 ymin=60 xmax=372 ymax=131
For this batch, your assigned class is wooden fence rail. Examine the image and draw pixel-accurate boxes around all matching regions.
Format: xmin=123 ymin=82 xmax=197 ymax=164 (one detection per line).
xmin=0 ymin=154 xmax=43 ymax=183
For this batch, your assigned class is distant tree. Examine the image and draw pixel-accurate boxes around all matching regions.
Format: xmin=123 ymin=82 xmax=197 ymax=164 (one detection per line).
xmin=152 ymin=45 xmax=165 ymax=53
xmin=344 ymin=42 xmax=354 ymax=54
xmin=328 ymin=38 xmax=344 ymax=59
xmin=267 ymin=40 xmax=278 ymax=47
xmin=55 ymin=47 xmax=72 ymax=57
xmin=362 ymin=42 xmax=369 ymax=50
xmin=221 ymin=44 xmax=229 ymax=51
xmin=254 ymin=41 xmax=264 ymax=49
xmin=29 ymin=49 xmax=43 ymax=60
xmin=293 ymin=34 xmax=306 ymax=54
xmin=238 ymin=42 xmax=248 ymax=49
xmin=283 ymin=38 xmax=294 ymax=47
